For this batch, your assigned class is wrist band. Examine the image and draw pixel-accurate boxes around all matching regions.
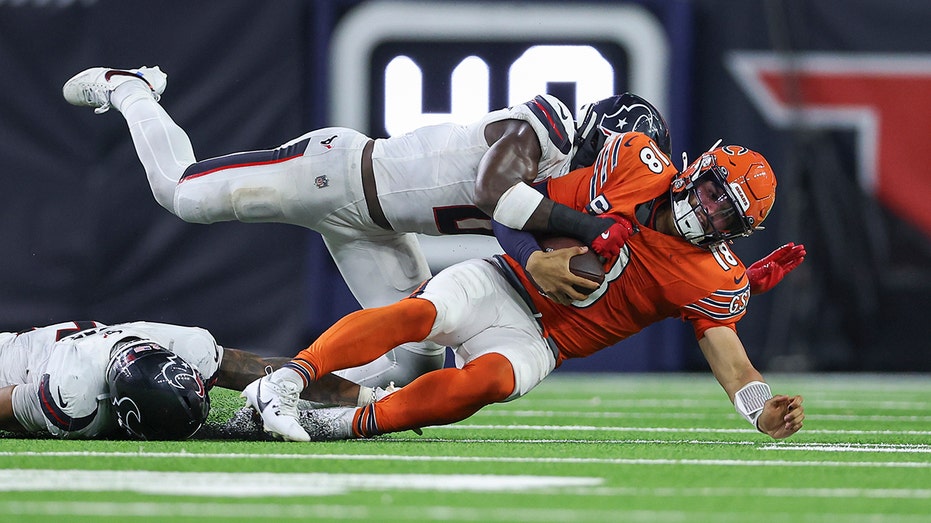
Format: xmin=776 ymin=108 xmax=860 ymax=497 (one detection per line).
xmin=734 ymin=381 xmax=772 ymax=428
xmin=492 ymin=181 xmax=544 ymax=229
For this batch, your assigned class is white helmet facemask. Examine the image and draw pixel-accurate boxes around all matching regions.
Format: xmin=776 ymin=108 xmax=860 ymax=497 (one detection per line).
xmin=671 ymin=190 xmax=707 ymax=243
xmin=669 ymin=166 xmax=746 ymax=247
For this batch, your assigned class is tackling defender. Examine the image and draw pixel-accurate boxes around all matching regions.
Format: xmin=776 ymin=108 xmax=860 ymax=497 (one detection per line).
xmin=62 ymin=66 xmax=659 ymax=390
xmin=243 ymin=135 xmax=805 ymax=442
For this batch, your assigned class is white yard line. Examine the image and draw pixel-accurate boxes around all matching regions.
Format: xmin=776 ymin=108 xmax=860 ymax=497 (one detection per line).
xmin=0 ymin=469 xmax=600 ymax=497
xmin=762 ymin=442 xmax=931 ymax=453
xmin=8 ymin=500 xmax=925 ymax=523
xmin=476 ymin=410 xmax=931 ymax=422
xmin=577 ymin=486 xmax=931 ymax=499
xmin=507 ymin=398 xmax=931 ymax=410
xmin=2 ymin=451 xmax=929 ymax=468
xmin=447 ymin=423 xmax=931 ymax=436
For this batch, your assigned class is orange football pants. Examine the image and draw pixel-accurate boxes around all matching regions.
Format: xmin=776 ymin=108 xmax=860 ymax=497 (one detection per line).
xmin=290 ymin=298 xmax=516 ymax=437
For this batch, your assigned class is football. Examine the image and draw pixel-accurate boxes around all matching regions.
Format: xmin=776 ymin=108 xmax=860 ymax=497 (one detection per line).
xmin=538 ymin=236 xmax=605 ymax=293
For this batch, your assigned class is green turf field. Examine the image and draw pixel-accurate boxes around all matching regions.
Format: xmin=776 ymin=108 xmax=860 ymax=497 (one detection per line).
xmin=1 ymin=373 xmax=928 ymax=522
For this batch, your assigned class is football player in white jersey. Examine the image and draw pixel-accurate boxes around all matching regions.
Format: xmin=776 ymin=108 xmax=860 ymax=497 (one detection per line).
xmin=62 ymin=66 xmax=665 ymax=390
xmin=0 ymin=320 xmax=384 ymax=439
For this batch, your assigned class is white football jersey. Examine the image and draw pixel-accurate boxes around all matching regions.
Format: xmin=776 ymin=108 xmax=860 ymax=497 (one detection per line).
xmin=373 ymin=94 xmax=577 ymax=235
xmin=1 ymin=321 xmax=222 ymax=439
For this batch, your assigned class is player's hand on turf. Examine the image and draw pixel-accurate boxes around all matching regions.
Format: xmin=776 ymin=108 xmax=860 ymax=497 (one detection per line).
xmin=526 ymin=247 xmax=599 ymax=305
xmin=747 ymin=242 xmax=806 ymax=295
xmin=589 ymin=214 xmax=636 ymax=258
xmin=757 ymin=394 xmax=804 ymax=439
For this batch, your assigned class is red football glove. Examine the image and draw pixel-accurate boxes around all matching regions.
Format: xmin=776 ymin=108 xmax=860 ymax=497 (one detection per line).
xmin=747 ymin=242 xmax=807 ymax=295
xmin=589 ymin=214 xmax=636 ymax=258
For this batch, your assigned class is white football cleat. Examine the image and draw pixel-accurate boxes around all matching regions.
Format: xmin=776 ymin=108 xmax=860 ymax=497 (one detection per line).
xmin=241 ymin=374 xmax=310 ymax=442
xmin=62 ymin=66 xmax=167 ymax=114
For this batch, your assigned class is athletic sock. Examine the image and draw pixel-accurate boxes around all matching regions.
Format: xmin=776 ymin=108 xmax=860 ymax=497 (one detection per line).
xmin=350 ymin=352 xmax=515 ymax=437
xmin=110 ymin=81 xmax=153 ymax=113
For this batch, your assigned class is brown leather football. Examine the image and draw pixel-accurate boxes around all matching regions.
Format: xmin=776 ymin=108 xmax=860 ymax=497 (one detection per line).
xmin=538 ymin=236 xmax=605 ymax=293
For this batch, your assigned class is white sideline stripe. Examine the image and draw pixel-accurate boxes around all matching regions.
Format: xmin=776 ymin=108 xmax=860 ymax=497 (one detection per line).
xmin=11 ymin=502 xmax=924 ymax=523
xmin=480 ymin=409 xmax=716 ymax=420
xmin=408 ymin=438 xmax=757 ymax=445
xmin=578 ymin=486 xmax=931 ymax=499
xmin=762 ymin=443 xmax=931 ymax=453
xmin=406 ymin=439 xmax=931 ymax=453
xmin=449 ymin=423 xmax=931 ymax=436
xmin=3 ymin=451 xmax=929 ymax=468
xmin=481 ymin=409 xmax=931 ymax=422
xmin=0 ymin=469 xmax=600 ymax=497
xmin=513 ymin=398 xmax=931 ymax=410
xmin=0 ymin=501 xmax=649 ymax=522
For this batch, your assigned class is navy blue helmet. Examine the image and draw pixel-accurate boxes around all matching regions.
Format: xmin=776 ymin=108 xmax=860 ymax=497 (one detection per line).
xmin=571 ymin=92 xmax=671 ymax=170
xmin=106 ymin=340 xmax=210 ymax=440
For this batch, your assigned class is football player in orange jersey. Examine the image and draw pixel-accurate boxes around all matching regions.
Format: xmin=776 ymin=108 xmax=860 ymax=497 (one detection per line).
xmin=240 ymin=133 xmax=805 ymax=442
xmin=62 ymin=66 xmax=800 ymax=408
xmin=62 ymin=66 xmax=655 ymax=390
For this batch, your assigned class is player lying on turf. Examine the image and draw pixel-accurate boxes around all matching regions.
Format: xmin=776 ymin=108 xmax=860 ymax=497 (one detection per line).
xmin=62 ymin=66 xmax=661 ymax=389
xmin=0 ymin=321 xmax=379 ymax=439
xmin=238 ymin=136 xmax=806 ymax=442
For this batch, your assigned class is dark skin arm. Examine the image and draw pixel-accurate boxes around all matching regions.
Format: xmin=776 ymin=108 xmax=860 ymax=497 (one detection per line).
xmin=478 ymin=119 xmax=616 ymax=303
xmin=216 ymin=348 xmax=361 ymax=407
xmin=474 ymin=119 xmax=556 ymax=231
xmin=0 ymin=385 xmax=25 ymax=432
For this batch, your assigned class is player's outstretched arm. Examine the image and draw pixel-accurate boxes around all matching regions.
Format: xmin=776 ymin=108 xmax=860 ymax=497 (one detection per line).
xmin=698 ymin=326 xmax=804 ymax=439
xmin=216 ymin=348 xmax=361 ymax=406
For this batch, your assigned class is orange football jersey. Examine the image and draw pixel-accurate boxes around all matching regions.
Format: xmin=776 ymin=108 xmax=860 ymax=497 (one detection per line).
xmin=503 ymin=132 xmax=751 ymax=364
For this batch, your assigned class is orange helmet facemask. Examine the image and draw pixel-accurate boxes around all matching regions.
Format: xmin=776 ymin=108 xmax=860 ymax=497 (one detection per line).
xmin=669 ymin=145 xmax=777 ymax=247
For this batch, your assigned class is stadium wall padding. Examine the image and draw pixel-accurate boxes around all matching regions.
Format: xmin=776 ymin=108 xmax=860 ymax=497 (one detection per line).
xmin=0 ymin=0 xmax=928 ymax=371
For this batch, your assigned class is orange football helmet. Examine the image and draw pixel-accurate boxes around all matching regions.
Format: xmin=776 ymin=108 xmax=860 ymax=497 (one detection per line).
xmin=669 ymin=145 xmax=776 ymax=247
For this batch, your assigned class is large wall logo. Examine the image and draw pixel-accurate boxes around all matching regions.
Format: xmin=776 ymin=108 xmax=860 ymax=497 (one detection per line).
xmin=329 ymin=1 xmax=671 ymax=136
xmin=727 ymin=51 xmax=931 ymax=236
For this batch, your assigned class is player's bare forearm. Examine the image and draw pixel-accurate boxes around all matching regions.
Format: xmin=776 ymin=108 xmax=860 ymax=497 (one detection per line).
xmin=216 ymin=348 xmax=361 ymax=406
xmin=0 ymin=385 xmax=26 ymax=433
xmin=475 ymin=120 xmax=543 ymax=218
xmin=304 ymin=374 xmax=364 ymax=407
xmin=214 ymin=348 xmax=279 ymax=391
xmin=697 ymin=329 xmax=805 ymax=439
xmin=697 ymin=328 xmax=763 ymax=400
